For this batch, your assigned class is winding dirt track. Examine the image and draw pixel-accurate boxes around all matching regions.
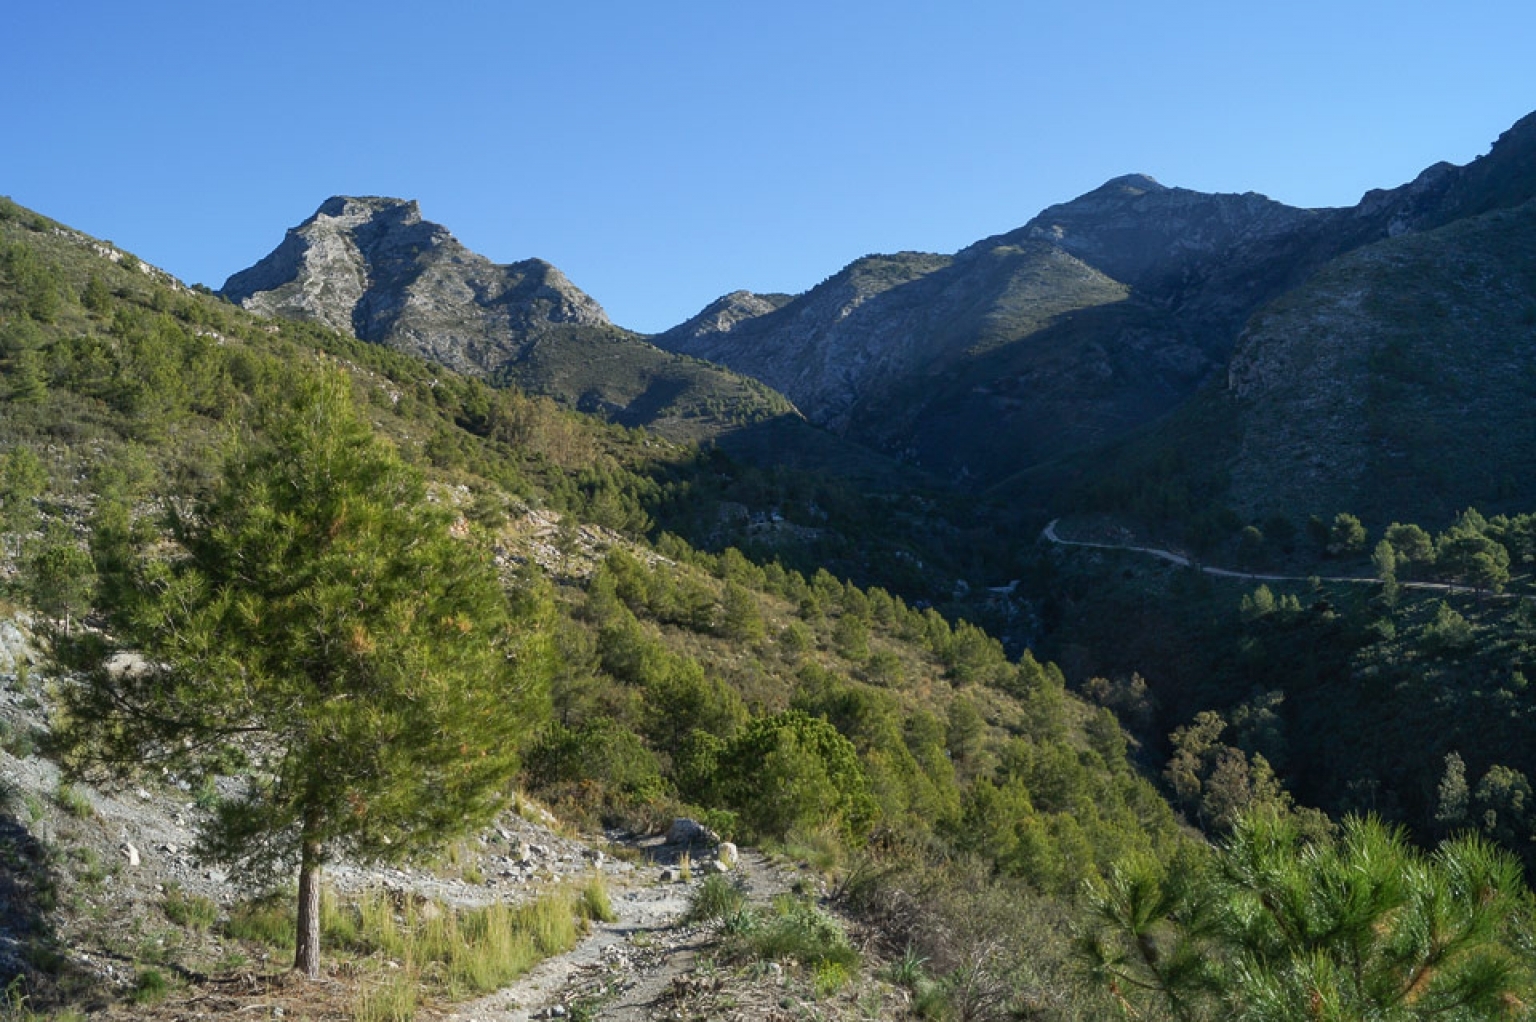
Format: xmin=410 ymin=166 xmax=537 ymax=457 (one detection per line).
xmin=1040 ymin=519 xmax=1491 ymax=595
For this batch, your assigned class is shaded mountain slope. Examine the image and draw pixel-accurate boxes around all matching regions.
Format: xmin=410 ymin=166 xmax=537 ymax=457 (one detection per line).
xmin=1058 ymin=112 xmax=1536 ymax=531
xmin=655 ymin=178 xmax=1331 ymax=485
xmin=1221 ymin=196 xmax=1536 ymax=524
xmin=658 ymin=110 xmax=1536 ymax=497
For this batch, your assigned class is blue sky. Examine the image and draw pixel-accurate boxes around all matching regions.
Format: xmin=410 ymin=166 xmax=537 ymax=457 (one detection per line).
xmin=6 ymin=1 xmax=1533 ymax=333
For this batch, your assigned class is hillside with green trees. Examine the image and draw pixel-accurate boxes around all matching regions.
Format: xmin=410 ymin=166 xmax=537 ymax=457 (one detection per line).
xmin=13 ymin=159 xmax=1536 ymax=1020
xmin=0 ymin=196 xmax=1195 ymax=1019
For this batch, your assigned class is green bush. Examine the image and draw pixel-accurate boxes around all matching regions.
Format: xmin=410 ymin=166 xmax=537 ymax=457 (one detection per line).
xmin=130 ymin=968 xmax=170 ymax=1005
xmin=686 ymin=873 xmax=747 ymax=923
xmin=733 ymin=895 xmax=858 ymax=972
xmin=711 ymin=711 xmax=876 ymax=842
xmin=525 ymin=717 xmax=667 ymax=806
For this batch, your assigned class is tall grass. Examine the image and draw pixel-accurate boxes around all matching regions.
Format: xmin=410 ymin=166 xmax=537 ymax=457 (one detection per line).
xmin=331 ymin=884 xmax=590 ymax=1015
xmin=351 ymin=972 xmax=416 ymax=1022
xmin=224 ymin=882 xmax=596 ymax=1016
xmin=576 ymin=874 xmax=617 ymax=924
xmin=224 ymin=891 xmax=295 ymax=949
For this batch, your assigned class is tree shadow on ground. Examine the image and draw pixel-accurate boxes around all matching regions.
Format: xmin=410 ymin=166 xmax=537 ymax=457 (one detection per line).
xmin=0 ymin=807 xmax=83 ymax=1009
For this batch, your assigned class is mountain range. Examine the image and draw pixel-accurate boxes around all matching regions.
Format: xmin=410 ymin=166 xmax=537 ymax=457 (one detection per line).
xmin=221 ymin=109 xmax=1536 ymax=530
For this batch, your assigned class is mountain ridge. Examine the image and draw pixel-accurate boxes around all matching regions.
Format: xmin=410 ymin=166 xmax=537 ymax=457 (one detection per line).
xmin=217 ymin=108 xmax=1536 ymax=522
xmin=654 ymin=109 xmax=1536 ymax=501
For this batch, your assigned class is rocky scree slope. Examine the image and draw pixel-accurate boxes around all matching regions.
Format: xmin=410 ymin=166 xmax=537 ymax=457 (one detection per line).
xmin=221 ymin=197 xmax=796 ymax=441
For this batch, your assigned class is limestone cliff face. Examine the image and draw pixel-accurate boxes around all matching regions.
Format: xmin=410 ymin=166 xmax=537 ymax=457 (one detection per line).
xmin=221 ymin=197 xmax=806 ymax=445
xmin=221 ymin=196 xmax=610 ymax=378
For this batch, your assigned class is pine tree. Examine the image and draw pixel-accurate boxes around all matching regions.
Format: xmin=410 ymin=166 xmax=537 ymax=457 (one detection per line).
xmin=54 ymin=370 xmax=553 ymax=978
xmin=1434 ymin=751 xmax=1469 ymax=835
xmin=1082 ymin=813 xmax=1532 ymax=1021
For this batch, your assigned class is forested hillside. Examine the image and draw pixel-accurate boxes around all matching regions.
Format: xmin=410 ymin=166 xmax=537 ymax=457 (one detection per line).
xmin=0 ymin=197 xmax=1206 ymax=1019
xmin=11 ymin=149 xmax=1536 ymax=1018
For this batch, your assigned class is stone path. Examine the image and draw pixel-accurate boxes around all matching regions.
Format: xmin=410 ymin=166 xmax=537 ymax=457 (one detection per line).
xmin=446 ymin=847 xmax=791 ymax=1021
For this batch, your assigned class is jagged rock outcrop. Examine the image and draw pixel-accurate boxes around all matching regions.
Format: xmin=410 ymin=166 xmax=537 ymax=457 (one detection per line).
xmin=221 ymin=198 xmax=807 ymax=444
xmin=664 ymin=290 xmax=793 ymax=344
xmin=222 ymin=196 xmax=610 ymax=378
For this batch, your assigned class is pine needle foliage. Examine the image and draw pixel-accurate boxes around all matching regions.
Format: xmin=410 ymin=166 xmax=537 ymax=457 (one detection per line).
xmin=1081 ymin=811 xmax=1535 ymax=1021
xmin=52 ymin=369 xmax=554 ymax=977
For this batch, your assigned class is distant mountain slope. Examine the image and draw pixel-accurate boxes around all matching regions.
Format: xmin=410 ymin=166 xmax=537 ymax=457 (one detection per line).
xmin=660 ymin=111 xmax=1536 ymax=500
xmin=220 ymin=197 xmax=796 ymax=443
xmin=656 ymin=180 xmax=1322 ymax=483
xmin=1221 ymin=197 xmax=1536 ymax=523
xmin=1061 ymin=111 xmax=1536 ymax=530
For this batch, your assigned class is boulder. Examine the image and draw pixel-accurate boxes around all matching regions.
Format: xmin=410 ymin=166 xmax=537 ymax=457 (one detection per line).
xmin=665 ymin=818 xmax=718 ymax=846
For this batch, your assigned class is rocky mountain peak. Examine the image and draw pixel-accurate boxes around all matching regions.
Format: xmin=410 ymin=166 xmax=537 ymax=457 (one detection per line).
xmin=1010 ymin=176 xmax=1314 ymax=289
xmin=315 ymin=194 xmax=422 ymax=222
xmin=1093 ymin=173 xmax=1170 ymax=197
xmin=221 ymin=196 xmax=609 ymax=377
xmin=661 ymin=290 xmax=792 ymax=344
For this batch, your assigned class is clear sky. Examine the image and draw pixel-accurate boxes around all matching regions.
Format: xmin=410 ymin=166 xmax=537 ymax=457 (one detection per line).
xmin=6 ymin=1 xmax=1533 ymax=333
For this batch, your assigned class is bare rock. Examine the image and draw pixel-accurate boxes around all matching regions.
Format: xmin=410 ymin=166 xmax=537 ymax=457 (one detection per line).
xmin=665 ymin=818 xmax=717 ymax=846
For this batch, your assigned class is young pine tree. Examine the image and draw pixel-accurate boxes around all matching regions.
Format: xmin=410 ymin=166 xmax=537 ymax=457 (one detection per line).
xmin=54 ymin=370 xmax=553 ymax=978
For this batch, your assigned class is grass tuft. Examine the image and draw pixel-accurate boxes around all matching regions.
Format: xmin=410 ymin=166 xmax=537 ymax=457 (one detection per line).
xmin=130 ymin=968 xmax=170 ymax=1005
xmin=162 ymin=883 xmax=219 ymax=932
xmin=224 ymin=891 xmax=295 ymax=949
xmin=351 ymin=971 xmax=416 ymax=1022
xmin=577 ymin=874 xmax=616 ymax=924
xmin=53 ymin=782 xmax=93 ymax=820
xmin=686 ymin=873 xmax=746 ymax=924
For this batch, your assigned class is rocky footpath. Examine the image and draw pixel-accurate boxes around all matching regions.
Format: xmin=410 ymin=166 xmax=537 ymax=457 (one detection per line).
xmin=1 ymin=618 xmax=911 ymax=1020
